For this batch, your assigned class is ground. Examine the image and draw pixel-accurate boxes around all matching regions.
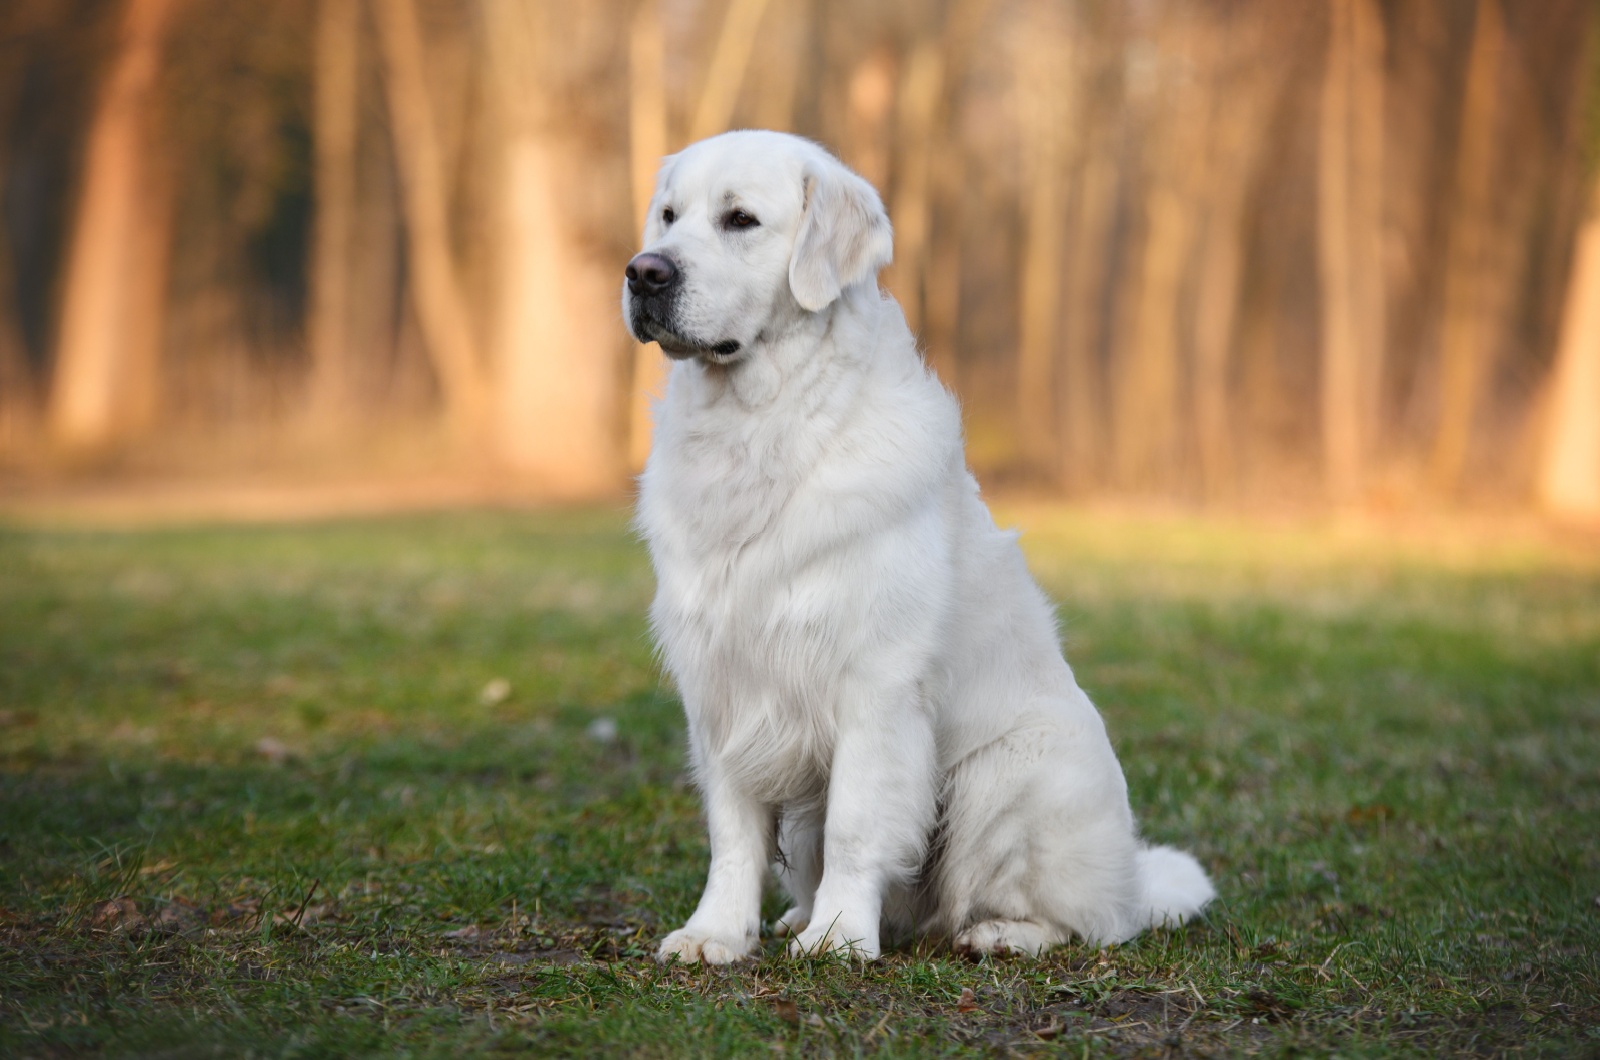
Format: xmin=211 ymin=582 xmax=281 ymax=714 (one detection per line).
xmin=0 ymin=505 xmax=1596 ymax=1057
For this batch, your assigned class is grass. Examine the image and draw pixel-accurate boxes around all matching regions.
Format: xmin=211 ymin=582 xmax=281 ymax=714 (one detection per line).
xmin=0 ymin=505 xmax=1596 ymax=1057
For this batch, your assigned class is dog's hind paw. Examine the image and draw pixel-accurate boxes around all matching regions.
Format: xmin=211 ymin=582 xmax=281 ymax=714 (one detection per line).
xmin=788 ymin=916 xmax=880 ymax=960
xmin=953 ymin=918 xmax=1055 ymax=957
xmin=657 ymin=927 xmax=754 ymax=965
xmin=769 ymin=906 xmax=810 ymax=938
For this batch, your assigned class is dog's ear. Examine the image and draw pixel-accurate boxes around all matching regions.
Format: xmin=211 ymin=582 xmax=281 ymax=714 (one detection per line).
xmin=788 ymin=157 xmax=894 ymax=312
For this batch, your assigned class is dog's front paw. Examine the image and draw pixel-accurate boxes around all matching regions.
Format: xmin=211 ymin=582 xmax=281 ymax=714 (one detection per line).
xmin=769 ymin=906 xmax=810 ymax=938
xmin=657 ymin=926 xmax=755 ymax=965
xmin=787 ymin=914 xmax=880 ymax=960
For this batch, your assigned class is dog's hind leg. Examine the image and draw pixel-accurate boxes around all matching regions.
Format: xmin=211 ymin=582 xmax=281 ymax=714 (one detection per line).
xmin=771 ymin=803 xmax=823 ymax=937
xmin=932 ymin=711 xmax=1152 ymax=952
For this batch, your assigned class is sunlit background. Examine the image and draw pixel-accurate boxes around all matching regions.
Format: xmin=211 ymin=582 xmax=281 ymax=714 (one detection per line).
xmin=1 ymin=0 xmax=1598 ymax=518
xmin=3 ymin=5 xmax=1599 ymax=1051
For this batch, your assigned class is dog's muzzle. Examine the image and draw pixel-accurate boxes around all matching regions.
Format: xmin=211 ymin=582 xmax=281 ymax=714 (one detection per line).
xmin=624 ymin=252 xmax=742 ymax=362
xmin=625 ymin=252 xmax=688 ymax=355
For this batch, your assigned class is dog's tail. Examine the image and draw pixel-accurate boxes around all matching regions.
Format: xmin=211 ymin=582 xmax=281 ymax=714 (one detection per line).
xmin=1136 ymin=844 xmax=1215 ymax=932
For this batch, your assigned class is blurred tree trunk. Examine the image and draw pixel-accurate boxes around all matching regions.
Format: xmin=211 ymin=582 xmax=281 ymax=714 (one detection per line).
xmin=1382 ymin=0 xmax=1456 ymax=464
xmin=1115 ymin=19 xmax=1211 ymax=493
xmin=482 ymin=1 xmax=622 ymax=496
xmin=1192 ymin=188 xmax=1246 ymax=499
xmin=689 ymin=0 xmax=771 ymax=143
xmin=750 ymin=0 xmax=807 ymax=133
xmin=0 ymin=26 xmax=35 ymax=457
xmin=628 ymin=0 xmax=668 ymax=473
xmin=0 ymin=217 xmax=34 ymax=458
xmin=1430 ymin=0 xmax=1503 ymax=495
xmin=920 ymin=0 xmax=994 ymax=385
xmin=1015 ymin=10 xmax=1072 ymax=476
xmin=1058 ymin=114 xmax=1116 ymax=493
xmin=1538 ymin=174 xmax=1600 ymax=520
xmin=845 ymin=47 xmax=895 ymax=194
xmin=47 ymin=0 xmax=178 ymax=455
xmin=1316 ymin=0 xmax=1386 ymax=502
xmin=1192 ymin=14 xmax=1277 ymax=502
xmin=628 ymin=0 xmax=667 ymax=291
xmin=371 ymin=0 xmax=487 ymax=436
xmin=884 ymin=37 xmax=941 ymax=337
xmin=1115 ymin=188 xmax=1190 ymax=490
xmin=344 ymin=68 xmax=405 ymax=418
xmin=308 ymin=0 xmax=361 ymax=422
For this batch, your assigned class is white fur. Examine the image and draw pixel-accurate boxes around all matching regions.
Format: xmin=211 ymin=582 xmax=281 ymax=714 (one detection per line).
xmin=626 ymin=131 xmax=1214 ymax=964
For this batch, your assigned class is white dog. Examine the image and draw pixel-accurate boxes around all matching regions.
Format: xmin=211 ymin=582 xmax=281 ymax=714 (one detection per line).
xmin=625 ymin=130 xmax=1213 ymax=963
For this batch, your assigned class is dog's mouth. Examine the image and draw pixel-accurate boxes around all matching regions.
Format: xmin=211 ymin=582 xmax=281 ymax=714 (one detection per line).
xmin=699 ymin=339 xmax=744 ymax=364
xmin=634 ymin=316 xmax=743 ymax=363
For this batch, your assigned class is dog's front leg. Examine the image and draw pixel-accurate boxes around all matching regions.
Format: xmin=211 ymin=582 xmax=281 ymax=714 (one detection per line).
xmin=657 ymin=760 xmax=771 ymax=965
xmin=791 ymin=689 xmax=936 ymax=960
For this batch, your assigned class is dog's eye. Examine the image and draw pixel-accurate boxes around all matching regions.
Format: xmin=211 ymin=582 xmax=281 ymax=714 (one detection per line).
xmin=661 ymin=207 xmax=676 ymax=226
xmin=723 ymin=209 xmax=759 ymax=230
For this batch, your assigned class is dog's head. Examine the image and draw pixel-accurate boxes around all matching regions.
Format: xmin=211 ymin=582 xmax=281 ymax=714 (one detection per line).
xmin=623 ymin=131 xmax=893 ymax=365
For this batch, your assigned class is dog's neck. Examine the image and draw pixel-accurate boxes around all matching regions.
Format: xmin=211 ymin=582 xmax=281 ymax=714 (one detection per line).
xmin=683 ymin=285 xmax=883 ymax=412
xmin=645 ymin=287 xmax=892 ymax=553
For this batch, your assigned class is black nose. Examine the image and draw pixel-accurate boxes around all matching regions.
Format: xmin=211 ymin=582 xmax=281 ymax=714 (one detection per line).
xmin=626 ymin=252 xmax=677 ymax=296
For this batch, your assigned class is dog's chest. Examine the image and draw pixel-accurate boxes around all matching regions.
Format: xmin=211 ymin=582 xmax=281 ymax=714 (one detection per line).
xmin=648 ymin=477 xmax=851 ymax=697
xmin=642 ymin=414 xmax=863 ymax=766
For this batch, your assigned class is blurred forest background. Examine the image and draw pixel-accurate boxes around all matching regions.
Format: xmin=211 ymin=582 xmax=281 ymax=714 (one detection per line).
xmin=2 ymin=0 xmax=1600 ymax=516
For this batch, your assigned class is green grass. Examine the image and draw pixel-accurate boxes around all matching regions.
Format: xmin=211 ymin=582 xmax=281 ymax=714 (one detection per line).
xmin=0 ymin=506 xmax=1596 ymax=1057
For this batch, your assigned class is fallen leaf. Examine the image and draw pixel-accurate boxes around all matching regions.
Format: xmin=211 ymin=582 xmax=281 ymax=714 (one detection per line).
xmin=957 ymin=987 xmax=978 ymax=1013
xmin=273 ymin=903 xmax=331 ymax=928
xmin=210 ymin=898 xmax=261 ymax=928
xmin=771 ymin=998 xmax=800 ymax=1025
xmin=1346 ymin=803 xmax=1395 ymax=825
xmin=444 ymin=924 xmax=482 ymax=940
xmin=90 ymin=898 xmax=144 ymax=932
